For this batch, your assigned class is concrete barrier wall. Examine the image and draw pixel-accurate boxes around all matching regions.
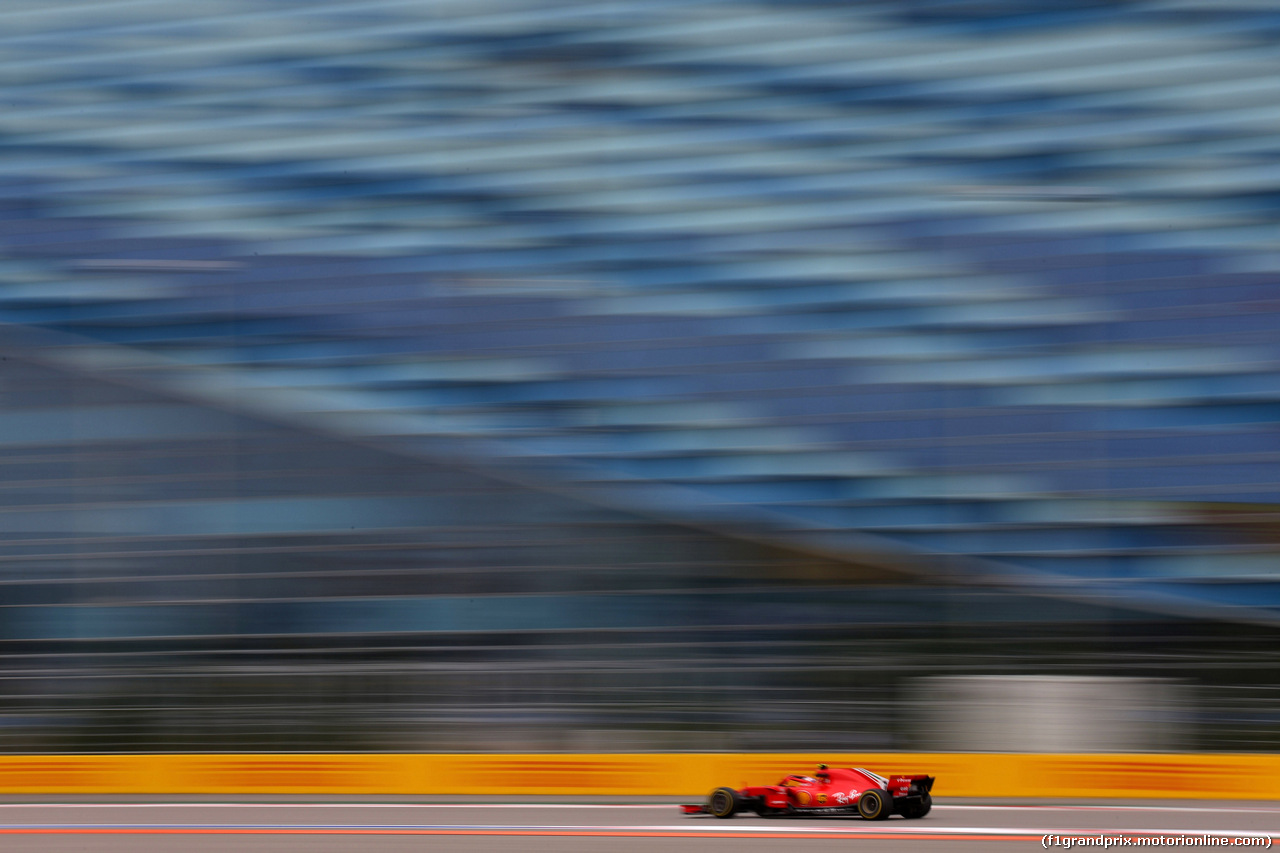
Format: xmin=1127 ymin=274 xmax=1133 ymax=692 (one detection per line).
xmin=0 ymin=753 xmax=1275 ymax=798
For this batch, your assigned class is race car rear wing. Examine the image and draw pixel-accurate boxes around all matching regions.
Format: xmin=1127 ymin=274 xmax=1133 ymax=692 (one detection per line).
xmin=889 ymin=774 xmax=934 ymax=795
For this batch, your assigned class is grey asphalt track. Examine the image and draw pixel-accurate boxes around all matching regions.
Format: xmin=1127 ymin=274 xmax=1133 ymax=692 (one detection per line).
xmin=0 ymin=800 xmax=1274 ymax=853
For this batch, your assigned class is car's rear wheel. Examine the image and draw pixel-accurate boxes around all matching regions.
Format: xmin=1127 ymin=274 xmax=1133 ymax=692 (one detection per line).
xmin=708 ymin=787 xmax=741 ymax=819
xmin=856 ymin=788 xmax=891 ymax=820
xmin=900 ymin=794 xmax=932 ymax=819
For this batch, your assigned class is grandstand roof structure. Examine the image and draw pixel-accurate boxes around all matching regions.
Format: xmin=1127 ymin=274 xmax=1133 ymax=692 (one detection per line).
xmin=1 ymin=0 xmax=1280 ymax=627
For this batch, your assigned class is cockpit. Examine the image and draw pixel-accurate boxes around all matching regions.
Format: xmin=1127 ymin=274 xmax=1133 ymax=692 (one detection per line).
xmin=780 ymin=775 xmax=817 ymax=787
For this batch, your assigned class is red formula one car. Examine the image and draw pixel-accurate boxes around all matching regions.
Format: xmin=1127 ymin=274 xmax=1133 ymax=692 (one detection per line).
xmin=681 ymin=764 xmax=934 ymax=820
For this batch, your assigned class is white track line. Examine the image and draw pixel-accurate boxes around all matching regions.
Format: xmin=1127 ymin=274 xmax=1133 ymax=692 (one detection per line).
xmin=8 ymin=824 xmax=651 ymax=830
xmin=0 ymin=823 xmax=1272 ymax=838
xmin=937 ymin=805 xmax=1280 ymax=814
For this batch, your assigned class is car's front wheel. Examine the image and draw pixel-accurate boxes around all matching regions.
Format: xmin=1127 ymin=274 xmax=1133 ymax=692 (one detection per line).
xmin=708 ymin=786 xmax=741 ymax=819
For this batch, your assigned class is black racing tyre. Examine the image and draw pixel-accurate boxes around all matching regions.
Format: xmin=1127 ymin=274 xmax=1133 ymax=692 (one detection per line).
xmin=856 ymin=788 xmax=891 ymax=821
xmin=708 ymin=786 xmax=742 ymax=819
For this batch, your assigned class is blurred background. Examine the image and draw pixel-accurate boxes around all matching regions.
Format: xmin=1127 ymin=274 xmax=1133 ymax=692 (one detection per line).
xmin=0 ymin=0 xmax=1277 ymax=755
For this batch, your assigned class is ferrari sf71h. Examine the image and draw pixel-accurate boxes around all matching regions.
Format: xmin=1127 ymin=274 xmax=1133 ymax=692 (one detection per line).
xmin=681 ymin=764 xmax=934 ymax=820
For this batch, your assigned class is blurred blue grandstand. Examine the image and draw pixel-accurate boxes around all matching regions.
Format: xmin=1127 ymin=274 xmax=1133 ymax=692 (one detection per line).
xmin=0 ymin=0 xmax=1278 ymax=751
